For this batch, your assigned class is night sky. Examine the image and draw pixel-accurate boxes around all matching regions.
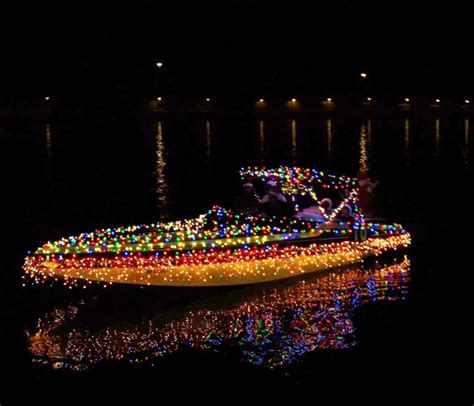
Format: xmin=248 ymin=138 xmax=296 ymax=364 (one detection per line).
xmin=1 ymin=2 xmax=472 ymax=97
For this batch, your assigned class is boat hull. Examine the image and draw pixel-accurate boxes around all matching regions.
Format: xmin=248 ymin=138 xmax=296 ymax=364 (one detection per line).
xmin=25 ymin=234 xmax=411 ymax=287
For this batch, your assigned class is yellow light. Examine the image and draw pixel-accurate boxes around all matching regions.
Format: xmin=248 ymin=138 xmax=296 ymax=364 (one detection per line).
xmin=156 ymin=62 xmax=163 ymax=68
xmin=404 ymin=98 xmax=409 ymax=102
xmin=157 ymin=97 xmax=162 ymax=101
xmin=360 ymin=73 xmax=367 ymax=78
xmin=259 ymin=99 xmax=264 ymax=102
xmin=327 ymin=98 xmax=332 ymax=102
xmin=291 ymin=98 xmax=297 ymax=102
xmin=435 ymin=99 xmax=440 ymax=103
xmin=465 ymin=99 xmax=470 ymax=104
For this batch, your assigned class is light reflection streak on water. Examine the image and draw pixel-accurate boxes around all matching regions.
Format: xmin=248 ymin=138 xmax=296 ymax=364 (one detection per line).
xmin=435 ymin=118 xmax=440 ymax=158
xmin=259 ymin=120 xmax=265 ymax=162
xmin=205 ymin=120 xmax=212 ymax=158
xmin=326 ymin=118 xmax=332 ymax=161
xmin=27 ymin=257 xmax=410 ymax=370
xmin=155 ymin=121 xmax=168 ymax=217
xmin=359 ymin=124 xmax=368 ymax=173
xmin=290 ymin=119 xmax=297 ymax=163
xmin=464 ymin=118 xmax=469 ymax=164
xmin=367 ymin=119 xmax=372 ymax=146
xmin=404 ymin=118 xmax=410 ymax=166
xmin=45 ymin=124 xmax=53 ymax=181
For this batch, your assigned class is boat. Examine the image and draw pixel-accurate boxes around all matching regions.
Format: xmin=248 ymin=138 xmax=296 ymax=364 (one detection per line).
xmin=23 ymin=166 xmax=411 ymax=287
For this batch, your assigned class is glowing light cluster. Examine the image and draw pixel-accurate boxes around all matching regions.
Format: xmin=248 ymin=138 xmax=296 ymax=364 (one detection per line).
xmin=24 ymin=232 xmax=410 ymax=287
xmin=28 ymin=257 xmax=410 ymax=370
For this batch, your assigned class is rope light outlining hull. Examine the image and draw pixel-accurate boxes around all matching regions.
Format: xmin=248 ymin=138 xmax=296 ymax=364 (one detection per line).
xmin=23 ymin=167 xmax=411 ymax=288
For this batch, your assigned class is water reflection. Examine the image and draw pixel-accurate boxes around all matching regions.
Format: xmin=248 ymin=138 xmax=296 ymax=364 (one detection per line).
xmin=27 ymin=257 xmax=410 ymax=370
xmin=155 ymin=121 xmax=169 ymax=218
xmin=290 ymin=119 xmax=297 ymax=163
xmin=359 ymin=123 xmax=369 ymax=172
xmin=45 ymin=124 xmax=53 ymax=181
xmin=258 ymin=120 xmax=265 ymax=162
xmin=326 ymin=118 xmax=333 ymax=161
xmin=403 ymin=118 xmax=410 ymax=166
xmin=464 ymin=118 xmax=469 ymax=164
xmin=205 ymin=120 xmax=212 ymax=158
xmin=435 ymin=118 xmax=440 ymax=157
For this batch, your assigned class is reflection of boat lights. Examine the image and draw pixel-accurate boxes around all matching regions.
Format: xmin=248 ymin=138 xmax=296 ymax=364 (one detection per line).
xmin=27 ymin=257 xmax=410 ymax=370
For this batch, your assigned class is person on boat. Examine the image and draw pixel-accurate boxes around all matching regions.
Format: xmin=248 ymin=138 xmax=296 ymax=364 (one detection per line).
xmin=234 ymin=181 xmax=260 ymax=215
xmin=261 ymin=181 xmax=288 ymax=217
xmin=319 ymin=198 xmax=333 ymax=217
xmin=294 ymin=195 xmax=325 ymax=222
xmin=262 ymin=181 xmax=288 ymax=205
xmin=357 ymin=170 xmax=379 ymax=216
xmin=335 ymin=204 xmax=355 ymax=224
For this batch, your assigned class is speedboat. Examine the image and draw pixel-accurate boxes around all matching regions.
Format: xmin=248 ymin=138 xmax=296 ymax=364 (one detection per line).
xmin=23 ymin=166 xmax=411 ymax=287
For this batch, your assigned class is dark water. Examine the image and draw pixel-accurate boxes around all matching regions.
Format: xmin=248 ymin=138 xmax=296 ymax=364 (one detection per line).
xmin=0 ymin=113 xmax=471 ymax=399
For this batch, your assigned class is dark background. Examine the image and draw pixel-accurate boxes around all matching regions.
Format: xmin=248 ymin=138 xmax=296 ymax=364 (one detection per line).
xmin=1 ymin=2 xmax=473 ymax=98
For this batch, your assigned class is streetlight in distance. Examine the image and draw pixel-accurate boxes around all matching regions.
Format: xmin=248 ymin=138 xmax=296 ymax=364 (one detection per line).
xmin=45 ymin=96 xmax=50 ymax=101
xmin=435 ymin=99 xmax=440 ymax=103
xmin=404 ymin=98 xmax=410 ymax=103
xmin=360 ymin=72 xmax=367 ymax=79
xmin=156 ymin=62 xmax=163 ymax=69
xmin=465 ymin=99 xmax=470 ymax=104
xmin=366 ymin=97 xmax=372 ymax=102
xmin=205 ymin=98 xmax=211 ymax=102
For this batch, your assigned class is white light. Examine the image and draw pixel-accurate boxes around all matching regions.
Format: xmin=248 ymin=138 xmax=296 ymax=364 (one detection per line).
xmin=404 ymin=98 xmax=410 ymax=102
xmin=367 ymin=97 xmax=372 ymax=101
xmin=435 ymin=99 xmax=440 ymax=103
xmin=291 ymin=98 xmax=297 ymax=102
xmin=156 ymin=62 xmax=163 ymax=68
xmin=206 ymin=98 xmax=210 ymax=102
xmin=327 ymin=98 xmax=332 ymax=102
xmin=360 ymin=73 xmax=367 ymax=78
xmin=45 ymin=97 xmax=50 ymax=101
xmin=157 ymin=97 xmax=162 ymax=101
xmin=259 ymin=99 xmax=264 ymax=102
xmin=465 ymin=99 xmax=470 ymax=104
